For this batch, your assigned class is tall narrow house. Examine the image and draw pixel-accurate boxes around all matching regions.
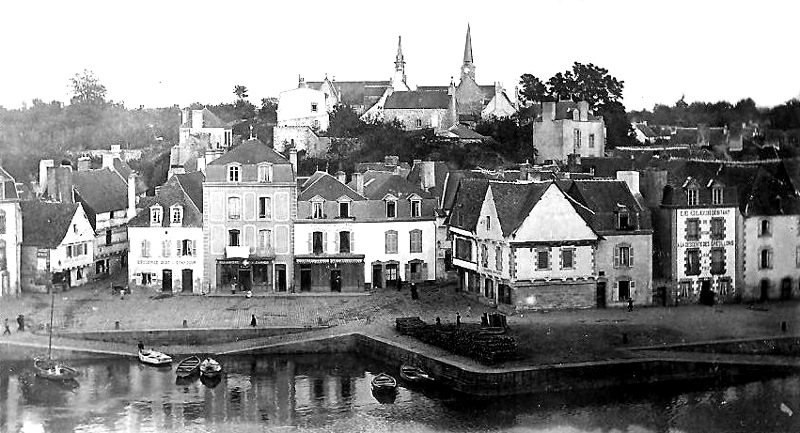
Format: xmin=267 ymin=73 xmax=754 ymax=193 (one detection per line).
xmin=0 ymin=167 xmax=22 ymax=297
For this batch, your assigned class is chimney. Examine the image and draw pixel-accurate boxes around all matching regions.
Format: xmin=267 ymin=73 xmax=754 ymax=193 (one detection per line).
xmin=197 ymin=155 xmax=206 ymax=174
xmin=384 ymin=155 xmax=399 ymax=167
xmin=542 ymin=102 xmax=556 ymax=121
xmin=181 ymin=108 xmax=189 ymax=125
xmin=205 ymin=148 xmax=220 ymax=165
xmin=192 ymin=109 xmax=204 ymax=130
xmin=289 ymin=148 xmax=298 ymax=176
xmin=421 ymin=161 xmax=435 ymax=191
xmin=39 ymin=159 xmax=54 ymax=190
xmin=567 ymin=153 xmax=582 ymax=172
xmin=47 ymin=163 xmax=74 ymax=204
xmin=617 ymin=170 xmax=641 ymax=196
xmin=77 ymin=156 xmax=91 ymax=171
xmin=110 ymin=144 xmax=122 ymax=159
xmin=127 ymin=172 xmax=137 ymax=220
xmin=168 ymin=165 xmax=186 ymax=179
xmin=335 ymin=170 xmax=346 ymax=184
xmin=353 ymin=172 xmax=364 ymax=195
xmin=577 ymin=101 xmax=589 ymax=121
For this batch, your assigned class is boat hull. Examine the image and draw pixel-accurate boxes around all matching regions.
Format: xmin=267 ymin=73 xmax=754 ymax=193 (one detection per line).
xmin=138 ymin=350 xmax=173 ymax=366
xmin=34 ymin=359 xmax=80 ymax=381
xmin=175 ymin=356 xmax=201 ymax=378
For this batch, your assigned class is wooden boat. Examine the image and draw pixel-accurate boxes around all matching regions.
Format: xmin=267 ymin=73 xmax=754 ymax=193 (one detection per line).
xmin=200 ymin=373 xmax=222 ymax=388
xmin=34 ymin=291 xmax=80 ymax=382
xmin=138 ymin=349 xmax=173 ymax=366
xmin=199 ymin=357 xmax=223 ymax=378
xmin=399 ymin=364 xmax=432 ymax=383
xmin=175 ymin=356 xmax=201 ymax=378
xmin=370 ymin=372 xmax=397 ymax=392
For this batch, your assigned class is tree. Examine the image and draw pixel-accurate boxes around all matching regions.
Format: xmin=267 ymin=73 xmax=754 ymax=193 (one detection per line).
xmin=518 ymin=74 xmax=548 ymax=103
xmin=327 ymin=104 xmax=365 ymax=137
xmin=233 ymin=85 xmax=249 ymax=100
xmin=69 ymin=69 xmax=107 ymax=106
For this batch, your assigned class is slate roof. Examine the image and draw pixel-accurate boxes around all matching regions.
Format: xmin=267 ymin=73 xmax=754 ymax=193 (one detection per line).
xmin=128 ymin=174 xmax=203 ymax=228
xmin=180 ymin=108 xmax=228 ymax=129
xmin=407 ymin=161 xmax=451 ymax=205
xmin=72 ymin=168 xmax=128 ymax=217
xmin=20 ymin=201 xmax=80 ymax=248
xmin=489 ymin=182 xmax=550 ymax=237
xmin=174 ymin=171 xmax=205 ymax=212
xmin=384 ymin=91 xmax=450 ymax=109
xmin=210 ymin=139 xmax=291 ymax=166
xmin=0 ymin=166 xmax=18 ymax=200
xmin=347 ymin=171 xmax=431 ymax=201
xmin=671 ymin=128 xmax=699 ymax=145
xmin=447 ymin=179 xmax=489 ymax=231
xmin=437 ymin=124 xmax=488 ymax=140
xmin=634 ymin=123 xmax=658 ymax=138
xmin=565 ymin=179 xmax=652 ymax=232
xmin=441 ymin=169 xmax=524 ymax=212
xmin=306 ymin=80 xmax=391 ymax=107
xmin=299 ymin=171 xmax=364 ymax=201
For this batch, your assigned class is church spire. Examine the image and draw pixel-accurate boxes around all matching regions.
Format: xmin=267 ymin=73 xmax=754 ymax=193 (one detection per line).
xmin=392 ymin=35 xmax=409 ymax=91
xmin=461 ymin=24 xmax=475 ymax=82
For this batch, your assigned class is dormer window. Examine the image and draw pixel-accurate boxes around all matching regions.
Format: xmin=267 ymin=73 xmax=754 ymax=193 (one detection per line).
xmin=150 ymin=206 xmax=163 ymax=226
xmin=712 ymin=185 xmax=723 ymax=205
xmin=337 ymin=198 xmax=350 ymax=218
xmin=227 ymin=164 xmax=240 ymax=182
xmin=410 ymin=198 xmax=421 ymax=218
xmin=171 ymin=205 xmax=183 ymax=225
xmin=687 ymin=186 xmax=699 ymax=206
xmin=312 ymin=199 xmax=324 ymax=219
xmin=616 ymin=208 xmax=630 ymax=230
xmin=385 ymin=199 xmax=397 ymax=218
xmin=257 ymin=163 xmax=273 ymax=182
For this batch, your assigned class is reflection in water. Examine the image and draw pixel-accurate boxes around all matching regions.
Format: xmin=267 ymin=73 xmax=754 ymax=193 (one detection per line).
xmin=0 ymin=354 xmax=798 ymax=432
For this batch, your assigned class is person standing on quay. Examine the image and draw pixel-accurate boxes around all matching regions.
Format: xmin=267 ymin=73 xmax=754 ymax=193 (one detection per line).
xmin=16 ymin=314 xmax=24 ymax=332
xmin=3 ymin=318 xmax=10 ymax=335
xmin=250 ymin=314 xmax=257 ymax=327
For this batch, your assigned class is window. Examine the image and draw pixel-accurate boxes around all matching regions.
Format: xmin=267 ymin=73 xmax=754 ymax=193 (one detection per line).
xmin=313 ymin=231 xmax=324 ymax=254
xmin=73 ymin=224 xmax=77 ymax=234
xmin=485 ymin=215 xmax=491 ymax=230
xmin=561 ymin=248 xmax=575 ymax=269
xmin=710 ymin=217 xmax=725 ymax=240
xmin=481 ymin=244 xmax=489 ymax=267
xmin=0 ymin=210 xmax=5 ymax=234
xmin=180 ymin=239 xmax=196 ymax=257
xmin=66 ymin=245 xmax=72 ymax=258
xmin=495 ymin=247 xmax=502 ymax=271
xmin=712 ymin=186 xmax=723 ymax=205
xmin=410 ymin=229 xmax=422 ymax=253
xmin=760 ymin=248 xmax=772 ymax=269
xmin=686 ymin=218 xmax=700 ymax=241
xmin=141 ymin=240 xmax=151 ymax=258
xmin=410 ymin=199 xmax=421 ymax=218
xmin=455 ymin=237 xmax=472 ymax=261
xmin=162 ymin=240 xmax=171 ymax=258
xmin=617 ymin=209 xmax=630 ymax=230
xmin=686 ymin=248 xmax=701 ymax=275
xmin=228 ymin=196 xmax=241 ymax=220
xmin=759 ymin=219 xmax=771 ymax=236
xmin=339 ymin=231 xmax=351 ymax=253
xmin=105 ymin=229 xmax=112 ymax=246
xmin=311 ymin=102 xmax=318 ymax=112
xmin=171 ymin=206 xmax=183 ymax=224
xmin=229 ymin=229 xmax=240 ymax=247
xmin=415 ymin=119 xmax=422 ymax=128
xmin=258 ymin=230 xmax=271 ymax=251
xmin=257 ymin=164 xmax=273 ymax=182
xmin=618 ymin=280 xmax=632 ymax=301
xmin=536 ymin=248 xmax=550 ymax=270
xmin=687 ymin=186 xmax=698 ymax=206
xmin=386 ymin=200 xmax=397 ymax=218
xmin=797 ymin=245 xmax=800 ymax=268
xmin=0 ymin=240 xmax=6 ymax=271
xmin=338 ymin=201 xmax=350 ymax=218
xmin=385 ymin=230 xmax=398 ymax=254
xmin=574 ymin=129 xmax=582 ymax=147
xmin=313 ymin=119 xmax=320 ymax=129
xmin=312 ymin=200 xmax=324 ymax=219
xmin=710 ymin=247 xmax=725 ymax=274
xmin=615 ymin=244 xmax=633 ymax=267
xmin=150 ymin=206 xmax=162 ymax=225
xmin=76 ymin=268 xmax=83 ymax=280
xmin=227 ymin=165 xmax=240 ymax=182
xmin=589 ymin=133 xmax=595 ymax=148
xmin=259 ymin=197 xmax=272 ymax=219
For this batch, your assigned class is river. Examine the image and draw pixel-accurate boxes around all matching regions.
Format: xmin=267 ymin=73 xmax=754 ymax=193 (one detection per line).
xmin=0 ymin=353 xmax=797 ymax=432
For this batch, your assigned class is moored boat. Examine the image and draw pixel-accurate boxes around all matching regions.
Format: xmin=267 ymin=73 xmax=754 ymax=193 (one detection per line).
xmin=199 ymin=357 xmax=223 ymax=378
xmin=34 ymin=358 xmax=80 ymax=381
xmin=370 ymin=372 xmax=397 ymax=392
xmin=399 ymin=364 xmax=432 ymax=383
xmin=138 ymin=349 xmax=173 ymax=366
xmin=175 ymin=356 xmax=201 ymax=378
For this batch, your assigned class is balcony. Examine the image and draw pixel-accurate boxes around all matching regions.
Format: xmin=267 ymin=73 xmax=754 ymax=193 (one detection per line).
xmin=225 ymin=245 xmax=250 ymax=259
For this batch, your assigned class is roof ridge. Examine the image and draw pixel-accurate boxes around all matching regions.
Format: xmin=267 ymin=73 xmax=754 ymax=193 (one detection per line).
xmin=173 ymin=176 xmax=201 ymax=217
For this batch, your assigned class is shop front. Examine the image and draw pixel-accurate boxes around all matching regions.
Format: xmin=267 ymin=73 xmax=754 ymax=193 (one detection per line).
xmin=294 ymin=254 xmax=365 ymax=293
xmin=216 ymin=258 xmax=275 ymax=293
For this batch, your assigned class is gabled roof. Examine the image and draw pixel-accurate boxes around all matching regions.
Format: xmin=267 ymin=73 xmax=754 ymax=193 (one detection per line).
xmin=633 ymin=123 xmax=658 ymax=138
xmin=489 ymin=182 xmax=551 ymax=237
xmin=306 ymin=80 xmax=391 ymax=107
xmin=180 ymin=108 xmax=228 ymax=129
xmin=21 ymin=201 xmax=80 ymax=248
xmin=128 ymin=175 xmax=203 ymax=228
xmin=438 ymin=124 xmax=488 ymax=140
xmin=407 ymin=161 xmax=451 ymax=205
xmin=565 ymin=179 xmax=652 ymax=231
xmin=72 ymin=168 xmax=128 ymax=216
xmin=448 ymin=179 xmax=489 ymax=231
xmin=0 ymin=166 xmax=19 ymax=200
xmin=348 ymin=171 xmax=431 ymax=201
xmin=384 ymin=91 xmax=450 ymax=109
xmin=174 ymin=171 xmax=205 ymax=212
xmin=298 ymin=171 xmax=364 ymax=201
xmin=210 ymin=139 xmax=290 ymax=166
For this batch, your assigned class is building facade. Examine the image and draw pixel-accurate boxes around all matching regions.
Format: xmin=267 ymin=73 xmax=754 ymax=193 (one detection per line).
xmin=533 ymin=101 xmax=606 ymax=164
xmin=203 ymin=140 xmax=297 ymax=293
xmin=273 ymin=81 xmax=330 ymax=153
xmin=179 ymin=108 xmax=233 ymax=148
xmin=128 ymin=172 xmax=205 ymax=294
xmin=0 ymin=167 xmax=22 ymax=298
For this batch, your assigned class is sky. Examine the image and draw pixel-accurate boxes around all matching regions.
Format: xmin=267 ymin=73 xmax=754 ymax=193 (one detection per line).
xmin=1 ymin=0 xmax=798 ymax=111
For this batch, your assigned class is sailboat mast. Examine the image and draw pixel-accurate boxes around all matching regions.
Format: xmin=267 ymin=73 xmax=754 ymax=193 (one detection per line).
xmin=48 ymin=290 xmax=55 ymax=359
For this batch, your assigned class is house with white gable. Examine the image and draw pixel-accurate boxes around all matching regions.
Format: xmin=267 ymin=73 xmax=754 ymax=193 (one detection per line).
xmin=0 ymin=166 xmax=22 ymax=298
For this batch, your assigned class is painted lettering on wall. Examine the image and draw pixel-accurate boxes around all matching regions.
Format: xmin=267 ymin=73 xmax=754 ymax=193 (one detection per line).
xmin=677 ymin=240 xmax=735 ymax=248
xmin=678 ymin=208 xmax=732 ymax=217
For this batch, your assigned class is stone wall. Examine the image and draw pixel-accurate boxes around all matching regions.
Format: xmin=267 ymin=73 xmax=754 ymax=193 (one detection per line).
xmin=511 ymin=280 xmax=596 ymax=310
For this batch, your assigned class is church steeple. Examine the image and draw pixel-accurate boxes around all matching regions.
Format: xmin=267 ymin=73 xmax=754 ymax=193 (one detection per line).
xmin=461 ymin=24 xmax=475 ymax=82
xmin=392 ymin=35 xmax=409 ymax=91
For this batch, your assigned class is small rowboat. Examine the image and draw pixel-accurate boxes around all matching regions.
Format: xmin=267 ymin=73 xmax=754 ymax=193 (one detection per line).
xmin=399 ymin=364 xmax=432 ymax=383
xmin=370 ymin=372 xmax=397 ymax=392
xmin=34 ymin=358 xmax=80 ymax=381
xmin=175 ymin=356 xmax=201 ymax=378
xmin=199 ymin=357 xmax=223 ymax=378
xmin=139 ymin=349 xmax=173 ymax=366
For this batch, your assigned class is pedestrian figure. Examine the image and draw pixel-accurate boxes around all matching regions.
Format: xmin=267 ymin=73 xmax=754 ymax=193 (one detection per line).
xmin=16 ymin=314 xmax=24 ymax=332
xmin=137 ymin=341 xmax=144 ymax=352
xmin=250 ymin=314 xmax=257 ymax=327
xmin=435 ymin=317 xmax=441 ymax=327
xmin=3 ymin=318 xmax=10 ymax=335
xmin=627 ymin=298 xmax=634 ymax=312
xmin=456 ymin=312 xmax=461 ymax=327
xmin=410 ymin=283 xmax=419 ymax=300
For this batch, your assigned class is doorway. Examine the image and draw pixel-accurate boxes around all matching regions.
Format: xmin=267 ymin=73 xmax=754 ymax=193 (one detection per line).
xmin=372 ymin=265 xmax=383 ymax=289
xmin=760 ymin=279 xmax=770 ymax=302
xmin=596 ymin=282 xmax=607 ymax=308
xmin=162 ymin=269 xmax=172 ymax=293
xmin=182 ymin=269 xmax=193 ymax=293
xmin=275 ymin=264 xmax=287 ymax=292
xmin=330 ymin=269 xmax=342 ymax=292
xmin=699 ymin=280 xmax=713 ymax=305
xmin=781 ymin=277 xmax=792 ymax=300
xmin=238 ymin=269 xmax=251 ymax=292
xmin=300 ymin=266 xmax=312 ymax=292
xmin=385 ymin=264 xmax=399 ymax=288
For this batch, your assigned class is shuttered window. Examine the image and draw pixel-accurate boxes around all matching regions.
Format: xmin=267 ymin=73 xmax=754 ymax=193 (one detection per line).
xmin=385 ymin=230 xmax=398 ymax=254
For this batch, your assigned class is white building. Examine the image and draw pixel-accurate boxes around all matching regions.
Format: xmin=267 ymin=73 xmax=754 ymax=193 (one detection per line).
xmin=0 ymin=167 xmax=22 ymax=297
xmin=128 ymin=172 xmax=205 ymax=293
xmin=273 ymin=80 xmax=330 ymax=153
xmin=179 ymin=108 xmax=233 ymax=149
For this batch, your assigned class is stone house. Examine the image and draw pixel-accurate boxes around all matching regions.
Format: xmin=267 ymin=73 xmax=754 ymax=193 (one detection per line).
xmin=382 ymin=86 xmax=458 ymax=131
xmin=179 ymin=108 xmax=233 ymax=149
xmin=128 ymin=172 xmax=205 ymax=294
xmin=273 ymin=79 xmax=331 ymax=154
xmin=203 ymin=139 xmax=297 ymax=293
xmin=533 ymin=100 xmax=606 ymax=164
xmin=0 ymin=166 xmax=22 ymax=298
xmin=20 ymin=201 xmax=94 ymax=292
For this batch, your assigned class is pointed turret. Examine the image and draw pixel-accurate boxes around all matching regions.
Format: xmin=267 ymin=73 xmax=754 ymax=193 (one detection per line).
xmin=392 ymin=35 xmax=410 ymax=91
xmin=461 ymin=24 xmax=475 ymax=82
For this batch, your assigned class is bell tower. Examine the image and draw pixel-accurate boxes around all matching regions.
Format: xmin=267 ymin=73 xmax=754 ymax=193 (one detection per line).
xmin=460 ymin=24 xmax=475 ymax=82
xmin=392 ymin=36 xmax=409 ymax=91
